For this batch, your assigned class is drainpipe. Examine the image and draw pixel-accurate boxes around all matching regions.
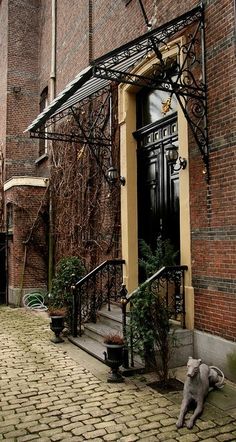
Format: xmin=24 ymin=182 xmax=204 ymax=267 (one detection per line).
xmin=50 ymin=0 xmax=56 ymax=101
xmin=48 ymin=0 xmax=57 ymax=293
xmin=89 ymin=0 xmax=93 ymax=63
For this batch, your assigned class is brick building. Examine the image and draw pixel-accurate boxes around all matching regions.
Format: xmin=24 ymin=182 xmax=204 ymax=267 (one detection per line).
xmin=0 ymin=0 xmax=235 ymax=379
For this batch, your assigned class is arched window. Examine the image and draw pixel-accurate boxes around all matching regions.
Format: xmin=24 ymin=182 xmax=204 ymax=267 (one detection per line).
xmin=136 ymin=88 xmax=177 ymax=128
xmin=6 ymin=203 xmax=13 ymax=234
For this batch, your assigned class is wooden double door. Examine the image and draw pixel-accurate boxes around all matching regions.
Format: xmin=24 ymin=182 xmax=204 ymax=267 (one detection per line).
xmin=136 ymin=113 xmax=180 ymax=256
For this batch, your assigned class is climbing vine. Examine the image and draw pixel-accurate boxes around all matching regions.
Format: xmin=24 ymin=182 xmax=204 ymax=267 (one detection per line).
xmin=2 ymin=87 xmax=121 ymax=298
xmin=50 ymin=87 xmax=121 ymax=270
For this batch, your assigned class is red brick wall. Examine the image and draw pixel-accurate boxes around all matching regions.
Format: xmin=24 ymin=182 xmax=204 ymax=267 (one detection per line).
xmin=194 ymin=290 xmax=236 ymax=341
xmin=92 ymin=0 xmax=199 ymax=59
xmin=191 ymin=0 xmax=236 ymax=340
xmin=0 ymin=0 xmax=8 ymax=156
xmin=5 ymin=185 xmax=48 ymax=290
xmin=38 ymin=0 xmax=51 ymax=96
xmin=5 ymin=0 xmax=40 ymax=180
xmin=40 ymin=0 xmax=200 ymax=94
xmin=55 ymin=0 xmax=89 ymax=92
xmin=35 ymin=0 xmax=202 ymax=120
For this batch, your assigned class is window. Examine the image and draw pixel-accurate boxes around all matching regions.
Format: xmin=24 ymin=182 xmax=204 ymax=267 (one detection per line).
xmin=6 ymin=203 xmax=13 ymax=234
xmin=39 ymin=87 xmax=48 ymax=158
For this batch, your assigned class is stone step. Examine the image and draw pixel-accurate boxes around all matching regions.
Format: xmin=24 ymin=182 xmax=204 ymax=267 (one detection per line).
xmin=83 ymin=321 xmax=122 ymax=344
xmin=68 ymin=334 xmax=144 ymax=376
xmin=98 ymin=304 xmax=123 ymax=331
xmin=69 ymin=334 xmax=106 ymax=363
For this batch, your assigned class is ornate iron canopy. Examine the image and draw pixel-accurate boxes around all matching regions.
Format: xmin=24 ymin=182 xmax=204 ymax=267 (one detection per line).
xmin=26 ymin=3 xmax=209 ymax=181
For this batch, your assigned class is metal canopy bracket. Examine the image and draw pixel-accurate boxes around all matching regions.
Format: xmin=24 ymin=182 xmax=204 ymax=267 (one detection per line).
xmin=28 ymin=3 xmax=209 ymax=181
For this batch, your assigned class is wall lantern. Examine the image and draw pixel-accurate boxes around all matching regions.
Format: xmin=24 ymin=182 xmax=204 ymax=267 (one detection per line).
xmin=107 ymin=166 xmax=126 ymax=186
xmin=165 ymin=142 xmax=187 ymax=171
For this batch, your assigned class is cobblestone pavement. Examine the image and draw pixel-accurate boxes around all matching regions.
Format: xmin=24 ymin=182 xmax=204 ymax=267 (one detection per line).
xmin=0 ymin=307 xmax=236 ymax=442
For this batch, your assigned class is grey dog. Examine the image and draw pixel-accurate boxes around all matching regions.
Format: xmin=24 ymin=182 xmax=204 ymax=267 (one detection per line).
xmin=176 ymin=357 xmax=224 ymax=429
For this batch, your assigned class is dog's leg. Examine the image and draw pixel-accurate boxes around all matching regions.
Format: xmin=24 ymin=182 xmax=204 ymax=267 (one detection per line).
xmin=176 ymin=397 xmax=189 ymax=428
xmin=187 ymin=400 xmax=203 ymax=429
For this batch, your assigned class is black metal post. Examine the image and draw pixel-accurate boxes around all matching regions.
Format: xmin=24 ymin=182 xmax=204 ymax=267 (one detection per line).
xmin=107 ymin=265 xmax=111 ymax=311
xmin=120 ymin=284 xmax=129 ymax=369
xmin=182 ymin=270 xmax=186 ymax=329
xmin=71 ymin=283 xmax=78 ymax=337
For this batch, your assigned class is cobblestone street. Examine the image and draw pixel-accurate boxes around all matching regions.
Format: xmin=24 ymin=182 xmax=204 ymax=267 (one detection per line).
xmin=0 ymin=306 xmax=235 ymax=442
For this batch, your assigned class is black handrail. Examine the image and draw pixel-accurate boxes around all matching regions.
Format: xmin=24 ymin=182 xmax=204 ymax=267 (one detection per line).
xmin=127 ymin=265 xmax=188 ymax=301
xmin=75 ymin=259 xmax=125 ymax=288
xmin=71 ymin=259 xmax=125 ymax=337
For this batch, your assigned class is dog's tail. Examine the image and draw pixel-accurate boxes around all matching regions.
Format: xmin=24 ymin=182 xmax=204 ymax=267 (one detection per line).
xmin=209 ymin=366 xmax=225 ymax=389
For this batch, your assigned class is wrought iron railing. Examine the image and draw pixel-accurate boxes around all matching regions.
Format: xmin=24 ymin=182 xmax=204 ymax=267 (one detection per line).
xmin=71 ymin=259 xmax=125 ymax=337
xmin=120 ymin=265 xmax=188 ymax=368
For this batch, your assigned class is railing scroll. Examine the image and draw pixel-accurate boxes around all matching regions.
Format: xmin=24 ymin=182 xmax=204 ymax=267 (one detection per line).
xmin=122 ymin=265 xmax=188 ymax=368
xmin=71 ymin=259 xmax=125 ymax=337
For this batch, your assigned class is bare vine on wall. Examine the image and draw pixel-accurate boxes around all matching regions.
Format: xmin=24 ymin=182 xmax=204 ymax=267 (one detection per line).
xmin=6 ymin=187 xmax=49 ymax=290
xmin=50 ymin=87 xmax=121 ymax=270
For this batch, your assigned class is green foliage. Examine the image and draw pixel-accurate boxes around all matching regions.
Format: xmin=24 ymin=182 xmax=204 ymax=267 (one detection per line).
xmin=130 ymin=236 xmax=178 ymax=382
xmin=49 ymin=256 xmax=86 ymax=313
xmin=139 ymin=236 xmax=178 ymax=279
xmin=130 ymin=285 xmax=176 ymax=382
xmin=227 ymin=351 xmax=236 ymax=382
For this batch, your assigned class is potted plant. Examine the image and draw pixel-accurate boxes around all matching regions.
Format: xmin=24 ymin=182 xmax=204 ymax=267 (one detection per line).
xmin=49 ymin=256 xmax=86 ymax=333
xmin=48 ymin=307 xmax=67 ymax=343
xmin=103 ymin=333 xmax=124 ymax=383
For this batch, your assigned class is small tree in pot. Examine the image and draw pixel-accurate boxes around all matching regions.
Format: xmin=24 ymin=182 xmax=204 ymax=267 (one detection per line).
xmin=130 ymin=285 xmax=177 ymax=383
xmin=47 ymin=256 xmax=86 ymax=341
xmin=129 ymin=236 xmax=178 ymax=386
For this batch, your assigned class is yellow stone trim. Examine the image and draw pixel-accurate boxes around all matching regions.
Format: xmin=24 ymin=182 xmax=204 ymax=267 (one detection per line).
xmin=118 ymin=38 xmax=194 ymax=328
xmin=4 ymin=176 xmax=48 ymax=191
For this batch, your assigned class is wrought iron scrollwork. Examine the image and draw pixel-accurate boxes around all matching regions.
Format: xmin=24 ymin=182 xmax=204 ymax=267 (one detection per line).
xmin=71 ymin=259 xmax=125 ymax=337
xmin=93 ymin=4 xmax=208 ymax=180
xmin=30 ymin=4 xmax=209 ymax=181
xmin=122 ymin=265 xmax=188 ymax=368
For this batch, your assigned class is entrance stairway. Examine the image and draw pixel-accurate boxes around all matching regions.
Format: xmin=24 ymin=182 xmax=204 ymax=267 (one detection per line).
xmin=68 ymin=259 xmax=192 ymax=373
xmin=69 ymin=303 xmax=144 ymax=374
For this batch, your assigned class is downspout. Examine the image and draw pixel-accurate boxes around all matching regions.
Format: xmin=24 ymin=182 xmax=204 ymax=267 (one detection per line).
xmin=89 ymin=0 xmax=93 ymax=63
xmin=48 ymin=0 xmax=57 ymax=293
xmin=50 ymin=0 xmax=56 ymax=101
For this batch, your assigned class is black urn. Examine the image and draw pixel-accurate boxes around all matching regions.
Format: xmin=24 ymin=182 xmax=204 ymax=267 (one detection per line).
xmin=50 ymin=314 xmax=65 ymax=343
xmin=103 ymin=334 xmax=124 ymax=383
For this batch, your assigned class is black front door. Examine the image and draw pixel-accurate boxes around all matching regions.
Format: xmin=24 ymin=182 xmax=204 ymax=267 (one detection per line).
xmin=136 ymin=113 xmax=180 ymax=256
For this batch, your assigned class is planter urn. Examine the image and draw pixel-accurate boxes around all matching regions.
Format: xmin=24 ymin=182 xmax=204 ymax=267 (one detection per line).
xmin=104 ymin=341 xmax=124 ymax=383
xmin=50 ymin=315 xmax=65 ymax=343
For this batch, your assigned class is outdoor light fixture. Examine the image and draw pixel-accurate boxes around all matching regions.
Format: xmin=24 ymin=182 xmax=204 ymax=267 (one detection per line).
xmin=165 ymin=142 xmax=187 ymax=170
xmin=107 ymin=166 xmax=126 ymax=186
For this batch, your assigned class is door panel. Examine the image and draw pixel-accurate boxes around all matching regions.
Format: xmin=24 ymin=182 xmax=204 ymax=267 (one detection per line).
xmin=136 ymin=113 xmax=179 ymax=255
